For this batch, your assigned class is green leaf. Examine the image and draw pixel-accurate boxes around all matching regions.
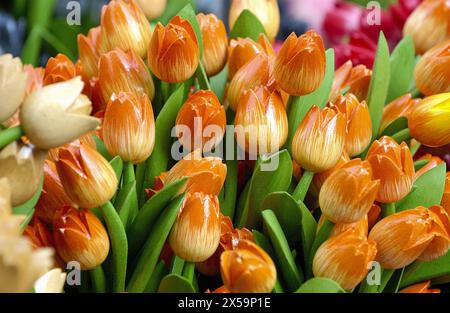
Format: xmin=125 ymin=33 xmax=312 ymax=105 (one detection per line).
xmin=210 ymin=66 xmax=228 ymax=102
xmin=367 ymin=32 xmax=391 ymax=140
xmin=261 ymin=192 xmax=317 ymax=265
xmin=386 ymin=36 xmax=416 ymax=103
xmin=219 ymin=158 xmax=238 ymax=219
xmin=400 ymin=251 xmax=450 ymax=288
xmin=262 ymin=210 xmax=304 ymax=292
xmin=158 ymin=274 xmax=196 ymax=293
xmin=143 ymin=85 xmax=185 ymax=190
xmin=157 ymin=0 xmax=196 ymax=25
xmin=230 ymin=10 xmax=266 ymax=41
xmin=378 ymin=117 xmax=408 ymax=138
xmin=238 ymin=150 xmax=293 ymax=229
xmin=287 ymin=49 xmax=335 ymax=153
xmin=144 ymin=261 xmax=168 ymax=293
xmin=177 ymin=4 xmax=203 ymax=60
xmin=94 ymin=134 xmax=112 ymax=161
xmin=296 ymin=278 xmax=346 ymax=293
xmin=128 ymin=178 xmax=187 ymax=256
xmin=396 ymin=163 xmax=446 ymax=212
xmin=114 ymin=181 xmax=137 ymax=227
xmin=414 ymin=159 xmax=430 ymax=171
xmin=196 ymin=64 xmax=211 ymax=89
xmin=126 ymin=194 xmax=186 ymax=293
xmin=109 ymin=156 xmax=124 ymax=182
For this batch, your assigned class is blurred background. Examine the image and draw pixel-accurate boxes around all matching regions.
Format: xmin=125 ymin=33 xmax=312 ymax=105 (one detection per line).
xmin=0 ymin=0 xmax=421 ymax=69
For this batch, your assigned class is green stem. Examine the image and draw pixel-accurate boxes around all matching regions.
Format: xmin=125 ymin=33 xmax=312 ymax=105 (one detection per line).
xmin=182 ymin=262 xmax=195 ymax=284
xmin=0 ymin=126 xmax=24 ymax=149
xmin=411 ymin=142 xmax=421 ymax=157
xmin=196 ymin=64 xmax=211 ymax=90
xmin=89 ymin=266 xmax=106 ymax=293
xmin=171 ymin=256 xmax=185 ymax=276
xmin=101 ymin=201 xmax=128 ymax=293
xmin=383 ymin=202 xmax=396 ymax=218
xmin=392 ymin=128 xmax=411 ymax=144
xmin=292 ymin=170 xmax=314 ymax=202
xmin=135 ymin=162 xmax=146 ymax=207
xmin=123 ymin=162 xmax=135 ymax=185
xmin=379 ymin=269 xmax=396 ymax=293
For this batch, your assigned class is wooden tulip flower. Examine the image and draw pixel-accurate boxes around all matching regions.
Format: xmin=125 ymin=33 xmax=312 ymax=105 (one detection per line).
xmin=169 ymin=192 xmax=221 ymax=262
xmin=366 ymin=136 xmax=415 ymax=203
xmin=53 ymin=207 xmax=110 ymax=270
xmin=0 ymin=54 xmax=27 ymax=123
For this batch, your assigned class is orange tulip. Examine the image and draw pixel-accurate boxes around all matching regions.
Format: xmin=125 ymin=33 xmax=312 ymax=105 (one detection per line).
xmin=292 ymin=106 xmax=346 ymax=172
xmin=409 ymin=93 xmax=450 ymax=148
xmin=319 ymin=159 xmax=379 ymax=223
xmin=53 ymin=206 xmax=110 ymax=270
xmin=403 ymin=0 xmax=450 ymax=54
xmin=101 ymin=0 xmax=152 ymax=58
xmin=442 ymin=172 xmax=450 ymax=215
xmin=379 ymin=93 xmax=418 ymax=134
xmin=274 ymin=30 xmax=326 ymax=96
xmin=311 ymin=151 xmax=350 ymax=196
xmin=415 ymin=40 xmax=450 ymax=96
xmin=400 ymin=281 xmax=440 ymax=293
xmin=175 ymin=90 xmax=226 ymax=153
xmin=420 ymin=205 xmax=450 ymax=262
xmin=211 ymin=285 xmax=230 ymax=293
xmin=229 ymin=0 xmax=280 ymax=42
xmin=331 ymin=61 xmax=372 ymax=102
xmin=43 ymin=54 xmax=76 ymax=86
xmin=330 ymin=94 xmax=372 ymax=157
xmin=313 ymin=228 xmax=377 ymax=290
xmin=35 ymin=161 xmax=74 ymax=224
xmin=318 ymin=215 xmax=369 ymax=238
xmin=227 ymin=53 xmax=275 ymax=111
xmin=220 ymin=240 xmax=276 ymax=293
xmin=366 ymin=136 xmax=415 ymax=203
xmin=235 ymin=86 xmax=288 ymax=156
xmin=77 ymin=26 xmax=103 ymax=78
xmin=98 ymin=48 xmax=155 ymax=105
xmin=415 ymin=154 xmax=445 ymax=179
xmin=148 ymin=16 xmax=199 ymax=83
xmin=23 ymin=65 xmax=44 ymax=96
xmin=368 ymin=207 xmax=450 ymax=269
xmin=169 ymin=192 xmax=221 ymax=262
xmin=228 ymin=35 xmax=274 ymax=79
xmin=102 ymin=92 xmax=155 ymax=164
xmin=164 ymin=150 xmax=227 ymax=196
xmin=197 ymin=13 xmax=228 ymax=77
xmin=368 ymin=204 xmax=382 ymax=229
xmin=55 ymin=143 xmax=118 ymax=209
xmin=24 ymin=219 xmax=54 ymax=249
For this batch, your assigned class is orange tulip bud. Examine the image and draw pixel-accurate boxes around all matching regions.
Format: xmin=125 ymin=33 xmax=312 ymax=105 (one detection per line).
xmin=403 ymin=0 xmax=450 ymax=55
xmin=311 ymin=151 xmax=350 ymax=196
xmin=292 ymin=106 xmax=346 ymax=172
xmin=400 ymin=280 xmax=440 ymax=293
xmin=169 ymin=192 xmax=221 ymax=262
xmin=43 ymin=54 xmax=76 ymax=86
xmin=368 ymin=207 xmax=450 ymax=269
xmin=24 ymin=219 xmax=54 ymax=249
xmin=24 ymin=65 xmax=44 ymax=96
xmin=227 ymin=53 xmax=275 ymax=111
xmin=409 ymin=93 xmax=450 ymax=148
xmin=442 ymin=172 xmax=450 ymax=215
xmin=220 ymin=240 xmax=276 ymax=293
xmin=318 ymin=215 xmax=369 ymax=238
xmin=197 ymin=13 xmax=228 ymax=77
xmin=228 ymin=35 xmax=273 ymax=79
xmin=313 ymin=228 xmax=377 ymax=290
xmin=379 ymin=93 xmax=418 ymax=134
xmin=415 ymin=154 xmax=444 ymax=179
xmin=229 ymin=0 xmax=280 ymax=42
xmin=211 ymin=285 xmax=230 ymax=293
xmin=274 ymin=30 xmax=326 ymax=96
xmin=101 ymin=0 xmax=152 ymax=58
xmin=148 ymin=16 xmax=199 ymax=83
xmin=164 ymin=150 xmax=227 ymax=196
xmin=415 ymin=40 xmax=450 ymax=96
xmin=331 ymin=61 xmax=372 ymax=102
xmin=366 ymin=136 xmax=415 ymax=203
xmin=368 ymin=204 xmax=382 ymax=229
xmin=35 ymin=161 xmax=75 ymax=224
xmin=77 ymin=26 xmax=103 ymax=78
xmin=55 ymin=143 xmax=118 ymax=208
xmin=102 ymin=92 xmax=155 ymax=164
xmin=235 ymin=86 xmax=288 ymax=156
xmin=330 ymin=94 xmax=372 ymax=157
xmin=53 ymin=207 xmax=110 ymax=270
xmin=175 ymin=90 xmax=226 ymax=153
xmin=419 ymin=205 xmax=450 ymax=262
xmin=319 ymin=159 xmax=379 ymax=223
xmin=98 ymin=48 xmax=155 ymax=105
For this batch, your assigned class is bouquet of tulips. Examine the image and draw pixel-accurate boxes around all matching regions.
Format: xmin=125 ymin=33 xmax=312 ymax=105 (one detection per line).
xmin=0 ymin=0 xmax=449 ymax=294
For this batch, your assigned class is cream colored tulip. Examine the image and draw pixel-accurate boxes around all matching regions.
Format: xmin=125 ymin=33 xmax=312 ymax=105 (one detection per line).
xmin=0 ymin=54 xmax=27 ymax=123
xmin=0 ymin=178 xmax=11 ymax=217
xmin=34 ymin=268 xmax=67 ymax=293
xmin=20 ymin=77 xmax=100 ymax=149
xmin=0 ymin=142 xmax=47 ymax=206
xmin=135 ymin=0 xmax=167 ymax=20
